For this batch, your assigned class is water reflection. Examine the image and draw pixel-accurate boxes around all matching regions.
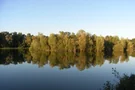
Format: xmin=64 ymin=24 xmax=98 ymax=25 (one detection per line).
xmin=0 ymin=49 xmax=133 ymax=71
xmin=0 ymin=50 xmax=25 ymax=65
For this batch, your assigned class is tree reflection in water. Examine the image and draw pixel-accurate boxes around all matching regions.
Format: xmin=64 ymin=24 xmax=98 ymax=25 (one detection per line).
xmin=0 ymin=49 xmax=25 ymax=65
xmin=0 ymin=49 xmax=133 ymax=71
xmin=28 ymin=50 xmax=130 ymax=70
xmin=1 ymin=50 xmax=135 ymax=90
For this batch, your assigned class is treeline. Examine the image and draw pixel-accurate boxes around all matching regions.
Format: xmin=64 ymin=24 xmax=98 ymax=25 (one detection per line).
xmin=0 ymin=30 xmax=135 ymax=55
xmin=0 ymin=31 xmax=32 ymax=48
xmin=29 ymin=30 xmax=135 ymax=55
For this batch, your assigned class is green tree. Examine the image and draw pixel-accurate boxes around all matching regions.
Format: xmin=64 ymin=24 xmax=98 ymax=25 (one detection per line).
xmin=48 ymin=33 xmax=57 ymax=51
xmin=126 ymin=40 xmax=133 ymax=55
xmin=131 ymin=38 xmax=135 ymax=50
xmin=67 ymin=33 xmax=77 ymax=52
xmin=25 ymin=33 xmax=32 ymax=47
xmin=76 ymin=30 xmax=87 ymax=52
xmin=95 ymin=36 xmax=104 ymax=53
xmin=86 ymin=33 xmax=93 ymax=53
xmin=29 ymin=36 xmax=41 ymax=52
xmin=38 ymin=33 xmax=50 ymax=51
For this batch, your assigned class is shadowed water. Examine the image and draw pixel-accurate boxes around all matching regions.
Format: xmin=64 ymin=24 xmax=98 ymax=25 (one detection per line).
xmin=0 ymin=50 xmax=135 ymax=90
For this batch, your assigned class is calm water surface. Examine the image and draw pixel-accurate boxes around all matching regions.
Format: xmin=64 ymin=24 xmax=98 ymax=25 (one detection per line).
xmin=0 ymin=50 xmax=135 ymax=90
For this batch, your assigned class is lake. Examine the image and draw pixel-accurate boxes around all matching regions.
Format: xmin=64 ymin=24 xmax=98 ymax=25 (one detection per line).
xmin=0 ymin=50 xmax=135 ymax=90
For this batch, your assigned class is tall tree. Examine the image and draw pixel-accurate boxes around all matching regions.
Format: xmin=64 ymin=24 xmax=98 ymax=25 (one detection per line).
xmin=38 ymin=33 xmax=50 ymax=51
xmin=29 ymin=36 xmax=41 ymax=52
xmin=25 ymin=33 xmax=32 ymax=47
xmin=95 ymin=36 xmax=104 ymax=53
xmin=126 ymin=40 xmax=133 ymax=55
xmin=48 ymin=33 xmax=57 ymax=51
xmin=76 ymin=30 xmax=87 ymax=52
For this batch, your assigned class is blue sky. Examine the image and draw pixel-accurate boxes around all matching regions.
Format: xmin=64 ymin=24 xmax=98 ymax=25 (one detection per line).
xmin=0 ymin=0 xmax=135 ymax=38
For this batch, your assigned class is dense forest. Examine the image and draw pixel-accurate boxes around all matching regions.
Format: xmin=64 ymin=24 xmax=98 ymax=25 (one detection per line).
xmin=0 ymin=30 xmax=135 ymax=55
xmin=0 ymin=31 xmax=32 ymax=48
xmin=1 ymin=30 xmax=135 ymax=70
